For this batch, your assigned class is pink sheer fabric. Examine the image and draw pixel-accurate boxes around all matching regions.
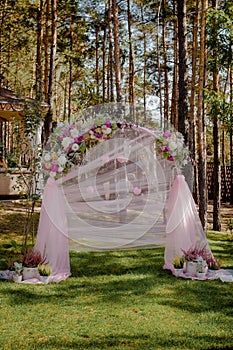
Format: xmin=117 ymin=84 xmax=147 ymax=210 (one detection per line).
xmin=34 ymin=177 xmax=71 ymax=282
xmin=33 ymin=126 xmax=216 ymax=283
xmin=163 ymin=174 xmax=212 ymax=272
xmin=35 ymin=126 xmax=179 ymax=281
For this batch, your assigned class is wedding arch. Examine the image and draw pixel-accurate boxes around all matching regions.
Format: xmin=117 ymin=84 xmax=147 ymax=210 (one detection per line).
xmin=34 ymin=104 xmax=212 ymax=282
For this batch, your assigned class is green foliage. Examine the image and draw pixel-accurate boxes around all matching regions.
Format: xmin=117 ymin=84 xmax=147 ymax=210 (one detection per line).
xmin=204 ymin=89 xmax=233 ymax=133
xmin=206 ymin=8 xmax=233 ymax=73
xmin=227 ymin=219 xmax=233 ymax=235
xmin=38 ymin=263 xmax=52 ymax=276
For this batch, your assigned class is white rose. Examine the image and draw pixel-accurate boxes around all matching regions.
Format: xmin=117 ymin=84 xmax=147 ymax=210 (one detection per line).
xmin=102 ymin=127 xmax=112 ymax=135
xmin=50 ymin=171 xmax=56 ymax=178
xmin=62 ymin=137 xmax=72 ymax=149
xmin=44 ymin=153 xmax=51 ymax=162
xmin=72 ymin=143 xmax=79 ymax=151
xmin=176 ymin=141 xmax=183 ymax=150
xmin=57 ymin=155 xmax=67 ymax=166
xmin=70 ymin=128 xmax=79 ymax=138
xmin=169 ymin=141 xmax=177 ymax=151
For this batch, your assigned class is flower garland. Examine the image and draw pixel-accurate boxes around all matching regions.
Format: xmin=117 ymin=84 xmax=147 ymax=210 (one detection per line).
xmin=42 ymin=117 xmax=125 ymax=179
xmin=42 ymin=117 xmax=189 ymax=179
xmin=155 ymin=129 xmax=189 ymax=164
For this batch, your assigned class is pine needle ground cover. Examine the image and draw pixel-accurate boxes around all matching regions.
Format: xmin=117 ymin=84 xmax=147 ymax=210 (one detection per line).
xmin=0 ymin=202 xmax=233 ymax=350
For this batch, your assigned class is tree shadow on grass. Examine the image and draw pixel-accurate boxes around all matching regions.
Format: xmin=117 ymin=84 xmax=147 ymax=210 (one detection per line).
xmin=69 ymin=249 xmax=165 ymax=277
xmin=12 ymin=331 xmax=233 ymax=350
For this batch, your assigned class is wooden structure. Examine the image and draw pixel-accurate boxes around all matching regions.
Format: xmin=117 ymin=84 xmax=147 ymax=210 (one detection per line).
xmin=207 ymin=163 xmax=232 ymax=203
xmin=0 ymin=87 xmax=47 ymax=196
xmin=0 ymin=87 xmax=29 ymax=167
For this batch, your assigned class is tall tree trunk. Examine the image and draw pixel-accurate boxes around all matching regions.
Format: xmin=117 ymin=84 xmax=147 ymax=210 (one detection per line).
xmin=230 ymin=67 xmax=233 ymax=205
xmin=107 ymin=0 xmax=114 ymax=102
xmin=177 ymin=0 xmax=188 ymax=142
xmin=95 ymin=24 xmax=100 ymax=96
xmin=0 ymin=0 xmax=9 ymax=88
xmin=128 ymin=0 xmax=135 ymax=122
xmin=36 ymin=0 xmax=43 ymax=101
xmin=190 ymin=0 xmax=199 ymax=201
xmin=157 ymin=0 xmax=163 ymax=127
xmin=189 ymin=0 xmax=199 ymax=157
xmin=171 ymin=2 xmax=178 ymax=129
xmin=44 ymin=0 xmax=57 ymax=145
xmin=197 ymin=0 xmax=208 ymax=232
xmin=128 ymin=0 xmax=134 ymax=105
xmin=112 ymin=0 xmax=122 ymax=102
xmin=162 ymin=0 xmax=169 ymax=124
xmin=68 ymin=14 xmax=74 ymax=123
xmin=140 ymin=4 xmax=146 ymax=123
xmin=102 ymin=17 xmax=107 ymax=103
xmin=212 ymin=0 xmax=221 ymax=231
xmin=43 ymin=0 xmax=49 ymax=102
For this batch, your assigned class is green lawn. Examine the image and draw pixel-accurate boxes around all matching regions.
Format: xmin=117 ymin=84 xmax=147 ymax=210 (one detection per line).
xmin=0 ymin=234 xmax=233 ymax=350
xmin=0 ymin=201 xmax=233 ymax=349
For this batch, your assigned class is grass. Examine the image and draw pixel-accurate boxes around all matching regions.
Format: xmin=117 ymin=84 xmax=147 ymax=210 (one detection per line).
xmin=0 ymin=201 xmax=233 ymax=349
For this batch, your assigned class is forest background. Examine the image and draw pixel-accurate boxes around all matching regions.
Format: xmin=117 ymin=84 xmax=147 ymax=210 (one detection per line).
xmin=0 ymin=0 xmax=232 ymax=234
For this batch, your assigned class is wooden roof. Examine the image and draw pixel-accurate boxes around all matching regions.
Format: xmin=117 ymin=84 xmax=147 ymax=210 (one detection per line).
xmin=0 ymin=87 xmax=48 ymax=121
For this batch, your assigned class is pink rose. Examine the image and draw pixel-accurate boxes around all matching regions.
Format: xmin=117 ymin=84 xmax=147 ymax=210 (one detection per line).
xmin=50 ymin=164 xmax=59 ymax=172
xmin=105 ymin=120 xmax=111 ymax=128
xmin=133 ymin=187 xmax=141 ymax=196
xmin=163 ymin=131 xmax=171 ymax=138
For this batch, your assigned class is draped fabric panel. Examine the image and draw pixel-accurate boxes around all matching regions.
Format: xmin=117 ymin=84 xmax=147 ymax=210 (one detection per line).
xmin=164 ymin=175 xmax=213 ymax=272
xmin=34 ymin=177 xmax=71 ymax=282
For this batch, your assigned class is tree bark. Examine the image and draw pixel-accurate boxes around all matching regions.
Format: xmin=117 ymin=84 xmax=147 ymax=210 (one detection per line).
xmin=112 ymin=0 xmax=122 ymax=102
xmin=197 ymin=0 xmax=208 ymax=232
xmin=177 ymin=0 xmax=188 ymax=142
xmin=68 ymin=14 xmax=74 ymax=123
xmin=189 ymin=0 xmax=199 ymax=201
xmin=44 ymin=0 xmax=57 ymax=145
xmin=162 ymin=0 xmax=169 ymax=125
xmin=36 ymin=0 xmax=43 ymax=101
xmin=107 ymin=0 xmax=114 ymax=102
xmin=212 ymin=0 xmax=221 ymax=231
xmin=171 ymin=2 xmax=178 ymax=129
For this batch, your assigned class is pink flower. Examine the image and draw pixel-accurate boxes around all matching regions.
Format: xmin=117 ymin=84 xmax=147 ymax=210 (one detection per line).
xmin=75 ymin=135 xmax=84 ymax=144
xmin=117 ymin=156 xmax=127 ymax=163
xmin=86 ymin=186 xmax=94 ymax=193
xmin=50 ymin=164 xmax=59 ymax=172
xmin=167 ymin=155 xmax=174 ymax=161
xmin=105 ymin=120 xmax=111 ymax=128
xmin=163 ymin=146 xmax=169 ymax=152
xmin=133 ymin=187 xmax=141 ymax=196
xmin=163 ymin=131 xmax=171 ymax=138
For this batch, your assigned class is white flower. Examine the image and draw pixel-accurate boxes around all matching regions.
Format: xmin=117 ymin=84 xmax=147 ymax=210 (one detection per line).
xmin=50 ymin=171 xmax=57 ymax=178
xmin=72 ymin=143 xmax=79 ymax=151
xmin=44 ymin=153 xmax=51 ymax=162
xmin=57 ymin=155 xmax=67 ymax=166
xmin=58 ymin=166 xmax=64 ymax=172
xmin=61 ymin=137 xmax=72 ymax=149
xmin=169 ymin=141 xmax=177 ymax=151
xmin=102 ymin=127 xmax=112 ymax=135
xmin=70 ymin=128 xmax=79 ymax=138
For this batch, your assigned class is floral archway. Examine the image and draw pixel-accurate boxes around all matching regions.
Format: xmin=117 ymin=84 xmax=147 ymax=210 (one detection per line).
xmin=34 ymin=107 xmax=212 ymax=281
